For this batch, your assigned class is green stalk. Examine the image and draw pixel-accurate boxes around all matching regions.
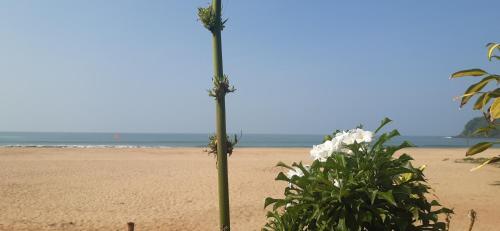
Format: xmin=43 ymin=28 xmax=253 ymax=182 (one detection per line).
xmin=197 ymin=0 xmax=231 ymax=228
xmin=211 ymin=0 xmax=230 ymax=230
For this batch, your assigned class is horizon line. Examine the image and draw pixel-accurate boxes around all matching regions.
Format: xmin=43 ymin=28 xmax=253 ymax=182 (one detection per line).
xmin=0 ymin=130 xmax=456 ymax=137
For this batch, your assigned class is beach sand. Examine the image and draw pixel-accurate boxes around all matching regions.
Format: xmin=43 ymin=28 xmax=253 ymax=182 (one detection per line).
xmin=0 ymin=147 xmax=498 ymax=231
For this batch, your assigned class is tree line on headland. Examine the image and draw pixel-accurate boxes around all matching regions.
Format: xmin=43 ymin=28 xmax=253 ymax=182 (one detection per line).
xmin=457 ymin=117 xmax=499 ymax=138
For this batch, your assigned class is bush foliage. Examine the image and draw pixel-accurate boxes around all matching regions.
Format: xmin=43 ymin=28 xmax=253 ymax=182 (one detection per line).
xmin=263 ymin=118 xmax=452 ymax=231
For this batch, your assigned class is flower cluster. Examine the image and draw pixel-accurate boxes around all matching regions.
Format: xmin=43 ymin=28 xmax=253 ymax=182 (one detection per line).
xmin=286 ymin=128 xmax=373 ymax=186
xmin=310 ymin=128 xmax=374 ymax=161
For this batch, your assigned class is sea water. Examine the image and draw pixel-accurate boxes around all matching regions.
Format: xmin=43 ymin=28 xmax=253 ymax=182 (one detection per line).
xmin=0 ymin=132 xmax=497 ymax=148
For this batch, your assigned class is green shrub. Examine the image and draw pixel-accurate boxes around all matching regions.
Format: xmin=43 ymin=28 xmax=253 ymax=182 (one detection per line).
xmin=263 ymin=118 xmax=452 ymax=231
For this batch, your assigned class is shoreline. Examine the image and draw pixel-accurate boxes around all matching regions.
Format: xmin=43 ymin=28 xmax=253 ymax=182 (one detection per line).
xmin=1 ymin=146 xmax=498 ymax=149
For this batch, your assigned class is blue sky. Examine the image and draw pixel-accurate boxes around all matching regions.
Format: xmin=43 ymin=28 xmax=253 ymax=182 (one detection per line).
xmin=0 ymin=0 xmax=499 ymax=135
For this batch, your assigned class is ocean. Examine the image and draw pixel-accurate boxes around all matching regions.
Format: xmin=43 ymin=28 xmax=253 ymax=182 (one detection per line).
xmin=0 ymin=132 xmax=497 ymax=148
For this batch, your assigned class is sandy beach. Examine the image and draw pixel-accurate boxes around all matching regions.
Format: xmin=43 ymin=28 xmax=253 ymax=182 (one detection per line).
xmin=0 ymin=147 xmax=499 ymax=231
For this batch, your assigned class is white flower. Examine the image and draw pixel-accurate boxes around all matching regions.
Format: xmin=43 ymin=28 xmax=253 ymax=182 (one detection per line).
xmin=332 ymin=130 xmax=350 ymax=145
xmin=350 ymin=128 xmax=374 ymax=143
xmin=341 ymin=128 xmax=373 ymax=145
xmin=286 ymin=165 xmax=310 ymax=178
xmin=310 ymin=140 xmax=335 ymax=162
xmin=333 ymin=179 xmax=341 ymax=188
xmin=310 ymin=128 xmax=374 ymax=161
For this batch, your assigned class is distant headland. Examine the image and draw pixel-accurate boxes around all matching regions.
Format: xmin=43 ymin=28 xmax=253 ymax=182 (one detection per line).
xmin=456 ymin=117 xmax=499 ymax=138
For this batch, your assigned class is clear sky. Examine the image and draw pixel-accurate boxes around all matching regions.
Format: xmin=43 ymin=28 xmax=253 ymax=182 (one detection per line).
xmin=0 ymin=0 xmax=499 ymax=135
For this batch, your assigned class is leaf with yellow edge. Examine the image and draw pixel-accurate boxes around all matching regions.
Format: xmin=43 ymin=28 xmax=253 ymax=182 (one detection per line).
xmin=489 ymin=98 xmax=500 ymax=121
xmin=472 ymin=125 xmax=496 ymax=136
xmin=451 ymin=69 xmax=487 ymax=78
xmin=396 ymin=173 xmax=413 ymax=184
xmin=490 ymin=88 xmax=500 ymax=97
xmin=470 ymin=156 xmax=500 ymax=172
xmin=487 ymin=43 xmax=500 ymax=61
xmin=466 ymin=142 xmax=493 ymax=156
xmin=460 ymin=76 xmax=500 ymax=107
xmin=473 ymin=93 xmax=491 ymax=110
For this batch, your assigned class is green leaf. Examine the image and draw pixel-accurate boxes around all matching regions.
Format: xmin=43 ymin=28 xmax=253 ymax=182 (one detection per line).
xmin=276 ymin=161 xmax=294 ymax=171
xmin=359 ymin=211 xmax=373 ymax=223
xmin=411 ymin=207 xmax=419 ymax=220
xmin=398 ymin=153 xmax=414 ymax=162
xmin=336 ymin=217 xmax=347 ymax=231
xmin=339 ymin=155 xmax=347 ymax=168
xmin=293 ymin=162 xmax=309 ymax=177
xmin=375 ymin=117 xmax=392 ymax=133
xmin=487 ymin=43 xmax=500 ymax=61
xmin=272 ymin=199 xmax=288 ymax=211
xmin=398 ymin=140 xmax=415 ymax=149
xmin=370 ymin=190 xmax=378 ymax=205
xmin=386 ymin=141 xmax=415 ymax=155
xmin=472 ymin=125 xmax=495 ymax=136
xmin=490 ymin=88 xmax=500 ymax=97
xmin=372 ymin=129 xmax=401 ymax=151
xmin=264 ymin=197 xmax=278 ymax=208
xmin=323 ymin=135 xmax=332 ymax=142
xmin=376 ymin=209 xmax=388 ymax=222
xmin=397 ymin=172 xmax=413 ymax=184
xmin=466 ymin=142 xmax=493 ymax=156
xmin=387 ymin=129 xmax=401 ymax=140
xmin=275 ymin=172 xmax=290 ymax=182
xmin=473 ymin=92 xmax=491 ymax=110
xmin=460 ymin=75 xmax=499 ymax=107
xmin=451 ymin=68 xmax=487 ymax=78
xmin=430 ymin=200 xmax=441 ymax=206
xmin=490 ymin=98 xmax=500 ymax=121
xmin=377 ymin=191 xmax=397 ymax=206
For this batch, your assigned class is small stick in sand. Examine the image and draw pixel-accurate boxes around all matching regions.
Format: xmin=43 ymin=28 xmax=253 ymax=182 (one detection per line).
xmin=468 ymin=209 xmax=477 ymax=231
xmin=127 ymin=222 xmax=135 ymax=231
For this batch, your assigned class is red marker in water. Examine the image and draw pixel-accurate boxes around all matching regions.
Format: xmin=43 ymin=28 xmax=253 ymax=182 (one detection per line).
xmin=113 ymin=133 xmax=121 ymax=142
